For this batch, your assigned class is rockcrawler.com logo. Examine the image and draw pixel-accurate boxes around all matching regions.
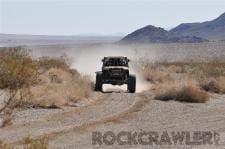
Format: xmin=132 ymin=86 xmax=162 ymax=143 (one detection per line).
xmin=92 ymin=131 xmax=220 ymax=146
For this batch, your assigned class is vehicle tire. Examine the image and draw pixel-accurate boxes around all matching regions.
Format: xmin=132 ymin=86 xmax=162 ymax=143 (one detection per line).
xmin=95 ymin=73 xmax=103 ymax=91
xmin=128 ymin=74 xmax=136 ymax=93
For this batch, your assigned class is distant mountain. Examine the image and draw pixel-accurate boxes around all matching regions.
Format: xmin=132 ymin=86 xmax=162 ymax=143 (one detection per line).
xmin=120 ymin=25 xmax=207 ymax=43
xmin=0 ymin=34 xmax=122 ymax=46
xmin=171 ymin=12 xmax=225 ymax=41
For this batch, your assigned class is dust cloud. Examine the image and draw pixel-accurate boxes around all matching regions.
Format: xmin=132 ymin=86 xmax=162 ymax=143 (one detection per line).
xmin=29 ymin=44 xmax=151 ymax=93
xmin=70 ymin=44 xmax=150 ymax=93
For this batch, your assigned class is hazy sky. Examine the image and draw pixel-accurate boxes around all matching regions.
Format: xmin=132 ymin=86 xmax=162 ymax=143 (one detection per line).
xmin=1 ymin=0 xmax=225 ymax=35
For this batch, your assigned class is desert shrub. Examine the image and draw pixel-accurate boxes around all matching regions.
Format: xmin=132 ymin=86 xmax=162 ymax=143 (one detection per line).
xmin=38 ymin=56 xmax=70 ymax=72
xmin=0 ymin=136 xmax=48 ymax=149
xmin=0 ymin=48 xmax=91 ymax=109
xmin=154 ymin=61 xmax=225 ymax=78
xmin=200 ymin=77 xmax=225 ymax=94
xmin=0 ymin=47 xmax=38 ymax=112
xmin=0 ymin=108 xmax=13 ymax=127
xmin=23 ymin=136 xmax=48 ymax=149
xmin=11 ymin=88 xmax=34 ymax=109
xmin=142 ymin=63 xmax=172 ymax=83
xmin=0 ymin=140 xmax=13 ymax=149
xmin=0 ymin=47 xmax=38 ymax=90
xmin=15 ymin=68 xmax=92 ymax=108
xmin=155 ymin=82 xmax=209 ymax=103
xmin=1 ymin=115 xmax=13 ymax=128
xmin=141 ymin=61 xmax=225 ymax=95
xmin=201 ymin=80 xmax=221 ymax=93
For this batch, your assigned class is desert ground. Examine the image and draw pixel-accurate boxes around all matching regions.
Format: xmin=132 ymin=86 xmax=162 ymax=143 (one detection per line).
xmin=1 ymin=42 xmax=225 ymax=148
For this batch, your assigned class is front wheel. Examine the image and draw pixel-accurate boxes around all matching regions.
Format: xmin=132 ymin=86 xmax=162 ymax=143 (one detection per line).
xmin=95 ymin=73 xmax=103 ymax=91
xmin=127 ymin=74 xmax=136 ymax=93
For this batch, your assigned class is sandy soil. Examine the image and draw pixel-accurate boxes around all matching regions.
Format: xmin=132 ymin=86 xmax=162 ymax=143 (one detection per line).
xmin=0 ymin=91 xmax=225 ymax=148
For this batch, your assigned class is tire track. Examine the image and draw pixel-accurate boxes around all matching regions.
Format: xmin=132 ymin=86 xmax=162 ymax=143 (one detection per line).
xmin=0 ymin=92 xmax=151 ymax=145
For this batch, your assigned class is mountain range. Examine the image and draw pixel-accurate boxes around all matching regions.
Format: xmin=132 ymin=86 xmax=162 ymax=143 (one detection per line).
xmin=120 ymin=25 xmax=207 ymax=43
xmin=121 ymin=12 xmax=225 ymax=43
xmin=171 ymin=12 xmax=225 ymax=41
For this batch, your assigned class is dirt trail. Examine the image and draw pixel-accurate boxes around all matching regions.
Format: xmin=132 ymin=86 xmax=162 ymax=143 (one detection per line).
xmin=0 ymin=92 xmax=146 ymax=145
xmin=1 ymin=91 xmax=225 ymax=149
xmin=49 ymin=93 xmax=225 ymax=149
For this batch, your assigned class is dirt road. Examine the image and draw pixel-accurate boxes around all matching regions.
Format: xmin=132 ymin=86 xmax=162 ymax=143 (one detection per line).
xmin=0 ymin=91 xmax=225 ymax=148
xmin=46 ymin=92 xmax=225 ymax=149
xmin=0 ymin=92 xmax=148 ymax=145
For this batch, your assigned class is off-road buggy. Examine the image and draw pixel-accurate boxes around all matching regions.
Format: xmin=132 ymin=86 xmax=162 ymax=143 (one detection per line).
xmin=95 ymin=56 xmax=136 ymax=93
